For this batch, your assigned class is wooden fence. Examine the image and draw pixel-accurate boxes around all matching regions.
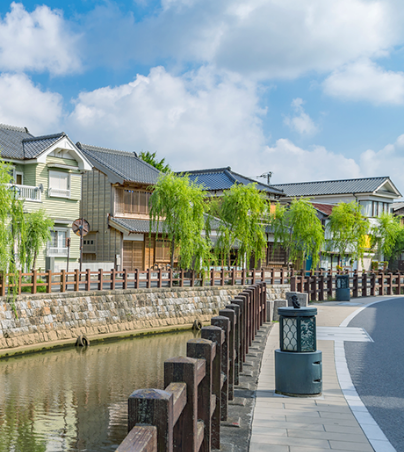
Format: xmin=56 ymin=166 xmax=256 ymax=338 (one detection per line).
xmin=116 ymin=282 xmax=267 ymax=452
xmin=0 ymin=267 xmax=289 ymax=296
xmin=290 ymin=269 xmax=404 ymax=301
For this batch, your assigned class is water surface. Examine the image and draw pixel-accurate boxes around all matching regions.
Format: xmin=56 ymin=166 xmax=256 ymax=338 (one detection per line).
xmin=0 ymin=331 xmax=196 ymax=452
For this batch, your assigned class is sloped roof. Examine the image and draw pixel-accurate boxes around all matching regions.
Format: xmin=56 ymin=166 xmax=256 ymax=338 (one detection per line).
xmin=311 ymin=203 xmax=335 ymax=216
xmin=273 ymin=177 xmax=400 ymax=197
xmin=0 ymin=124 xmax=79 ymax=160
xmin=110 ymin=217 xmax=163 ymax=234
xmin=77 ymin=143 xmax=160 ymax=185
xmin=178 ymin=167 xmax=284 ymax=195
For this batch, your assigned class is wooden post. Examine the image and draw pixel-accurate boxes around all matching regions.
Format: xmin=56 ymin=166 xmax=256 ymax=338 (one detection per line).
xmin=242 ymin=268 xmax=246 ymax=286
xmin=234 ymin=294 xmax=248 ymax=356
xmin=86 ymin=268 xmax=91 ymax=291
xmin=318 ymin=270 xmax=324 ymax=301
xmin=191 ymin=270 xmax=195 ymax=288
xmin=260 ymin=267 xmax=265 ymax=283
xmin=252 ymin=269 xmax=256 ymax=285
xmin=187 ymin=338 xmax=215 ymax=452
xmin=128 ymin=388 xmax=173 ymax=452
xmin=397 ymin=271 xmax=402 ymax=296
xmin=46 ymin=270 xmax=52 ymax=294
xmin=327 ymin=269 xmax=333 ymax=300
xmin=210 ymin=268 xmax=214 ymax=287
xmin=353 ymin=270 xmax=358 ymax=298
xmin=74 ymin=269 xmax=80 ymax=292
xmin=370 ymin=271 xmax=376 ymax=296
xmin=59 ymin=269 xmax=66 ymax=293
xmin=280 ymin=267 xmax=284 ymax=285
xmin=116 ymin=426 xmax=157 ymax=452
xmin=168 ymin=268 xmax=173 ymax=288
xmin=164 ymin=357 xmax=205 ymax=452
xmin=134 ymin=269 xmax=138 ymax=289
xmin=147 ymin=268 xmax=151 ymax=289
xmin=0 ymin=273 xmax=5 ymax=297
xmin=98 ymin=269 xmax=103 ymax=291
xmin=310 ymin=270 xmax=317 ymax=302
xmin=220 ymin=268 xmax=225 ymax=286
xmin=180 ymin=269 xmax=184 ymax=288
xmin=379 ymin=271 xmax=385 ymax=296
xmin=387 ymin=272 xmax=393 ymax=295
xmin=232 ymin=268 xmax=236 ymax=286
xmin=226 ymin=303 xmax=241 ymax=385
xmin=361 ymin=271 xmax=367 ymax=297
xmin=231 ymin=298 xmax=245 ymax=369
xmin=210 ymin=315 xmax=230 ymax=421
xmin=123 ymin=268 xmax=128 ymax=290
xmin=31 ymin=269 xmax=37 ymax=294
xmin=201 ymin=326 xmax=224 ymax=450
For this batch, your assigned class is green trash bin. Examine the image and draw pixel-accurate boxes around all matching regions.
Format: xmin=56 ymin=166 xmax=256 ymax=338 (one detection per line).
xmin=336 ymin=274 xmax=350 ymax=301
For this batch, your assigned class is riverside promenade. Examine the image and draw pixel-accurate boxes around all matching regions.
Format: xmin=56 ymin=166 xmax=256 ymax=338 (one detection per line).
xmin=249 ymin=296 xmax=397 ymax=452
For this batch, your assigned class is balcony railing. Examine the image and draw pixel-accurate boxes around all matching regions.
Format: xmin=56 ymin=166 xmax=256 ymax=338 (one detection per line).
xmin=48 ymin=188 xmax=70 ymax=198
xmin=7 ymin=184 xmax=41 ymax=201
xmin=47 ymin=246 xmax=69 ymax=257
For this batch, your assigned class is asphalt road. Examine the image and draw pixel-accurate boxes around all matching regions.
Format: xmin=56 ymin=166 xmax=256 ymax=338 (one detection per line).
xmin=345 ymin=298 xmax=404 ymax=452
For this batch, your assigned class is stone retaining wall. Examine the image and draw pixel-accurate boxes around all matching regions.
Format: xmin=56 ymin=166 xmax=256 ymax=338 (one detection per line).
xmin=0 ymin=284 xmax=289 ymax=349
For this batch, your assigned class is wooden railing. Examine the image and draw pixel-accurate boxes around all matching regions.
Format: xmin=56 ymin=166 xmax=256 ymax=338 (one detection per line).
xmin=290 ymin=269 xmax=404 ymax=300
xmin=0 ymin=267 xmax=289 ymax=296
xmin=116 ymin=282 xmax=267 ymax=452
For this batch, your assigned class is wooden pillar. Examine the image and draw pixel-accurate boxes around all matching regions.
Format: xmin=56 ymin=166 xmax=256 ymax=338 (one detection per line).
xmin=218 ymin=309 xmax=235 ymax=400
xmin=187 ymin=338 xmax=215 ymax=452
xmin=123 ymin=268 xmax=128 ymax=290
xmin=327 ymin=269 xmax=333 ymax=299
xmin=74 ymin=269 xmax=80 ymax=292
xmin=210 ymin=315 xmax=230 ymax=421
xmin=164 ymin=357 xmax=205 ymax=452
xmin=86 ymin=268 xmax=91 ymax=291
xmin=226 ymin=303 xmax=241 ymax=385
xmin=201 ymin=326 xmax=224 ymax=450
xmin=98 ymin=269 xmax=103 ymax=291
xmin=128 ymin=388 xmax=173 ymax=452
xmin=353 ymin=269 xmax=358 ymax=298
xmin=361 ymin=271 xmax=367 ymax=297
xmin=370 ymin=271 xmax=376 ymax=296
xmin=47 ymin=270 xmax=52 ymax=294
xmin=32 ymin=269 xmax=37 ymax=294
xmin=61 ymin=269 xmax=66 ymax=293
xmin=210 ymin=268 xmax=215 ymax=287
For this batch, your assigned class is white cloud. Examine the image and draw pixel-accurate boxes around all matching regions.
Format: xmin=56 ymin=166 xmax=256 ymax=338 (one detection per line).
xmin=67 ymin=66 xmax=266 ymax=172
xmin=323 ymin=59 xmax=404 ymax=104
xmin=0 ymin=73 xmax=63 ymax=134
xmin=264 ymin=139 xmax=362 ymax=185
xmin=284 ymin=98 xmax=318 ymax=135
xmin=0 ymin=2 xmax=81 ymax=75
xmin=360 ymin=135 xmax=404 ymax=194
xmin=86 ymin=0 xmax=403 ymax=80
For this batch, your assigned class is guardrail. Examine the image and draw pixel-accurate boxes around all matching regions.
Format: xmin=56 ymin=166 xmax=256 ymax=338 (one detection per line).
xmin=290 ymin=269 xmax=404 ymax=300
xmin=116 ymin=282 xmax=267 ymax=452
xmin=0 ymin=267 xmax=288 ymax=295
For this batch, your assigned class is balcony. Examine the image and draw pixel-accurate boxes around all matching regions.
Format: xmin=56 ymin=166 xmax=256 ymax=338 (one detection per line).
xmin=7 ymin=184 xmax=41 ymax=202
xmin=47 ymin=246 xmax=69 ymax=257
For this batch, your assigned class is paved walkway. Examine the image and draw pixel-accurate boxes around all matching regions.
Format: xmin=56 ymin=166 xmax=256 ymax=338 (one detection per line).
xmin=249 ymin=296 xmax=396 ymax=452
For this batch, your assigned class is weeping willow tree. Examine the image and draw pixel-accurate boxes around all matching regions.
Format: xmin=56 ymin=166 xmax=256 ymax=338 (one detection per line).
xmin=26 ymin=210 xmax=54 ymax=270
xmin=370 ymin=212 xmax=404 ymax=261
xmin=149 ymin=172 xmax=212 ymax=271
xmin=271 ymin=198 xmax=324 ymax=269
xmin=326 ymin=201 xmax=369 ymax=265
xmin=211 ymin=183 xmax=267 ymax=269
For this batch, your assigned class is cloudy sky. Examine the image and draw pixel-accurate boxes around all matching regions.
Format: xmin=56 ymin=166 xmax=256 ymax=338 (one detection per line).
xmin=1 ymin=1 xmax=404 ymax=192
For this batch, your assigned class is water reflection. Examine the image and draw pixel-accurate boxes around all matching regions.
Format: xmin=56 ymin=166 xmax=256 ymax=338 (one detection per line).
xmin=0 ymin=330 xmax=196 ymax=452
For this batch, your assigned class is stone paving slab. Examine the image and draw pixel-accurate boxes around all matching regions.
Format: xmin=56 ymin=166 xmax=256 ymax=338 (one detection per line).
xmin=249 ymin=298 xmax=396 ymax=452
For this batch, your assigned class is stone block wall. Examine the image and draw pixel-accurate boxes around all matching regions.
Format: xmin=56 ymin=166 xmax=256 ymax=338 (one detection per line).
xmin=0 ymin=284 xmax=290 ymax=350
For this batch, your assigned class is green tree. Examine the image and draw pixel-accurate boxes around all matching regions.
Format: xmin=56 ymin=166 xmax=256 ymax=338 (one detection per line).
xmin=139 ymin=151 xmax=170 ymax=173
xmin=271 ymin=198 xmax=325 ymax=269
xmin=370 ymin=212 xmax=404 ymax=261
xmin=149 ymin=172 xmax=212 ymax=270
xmin=25 ymin=210 xmax=54 ymax=270
xmin=326 ymin=201 xmax=368 ymax=265
xmin=212 ymin=183 xmax=267 ymax=268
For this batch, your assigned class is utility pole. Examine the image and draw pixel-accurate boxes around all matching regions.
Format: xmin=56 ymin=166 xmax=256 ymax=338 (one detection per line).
xmin=258 ymin=171 xmax=273 ymax=185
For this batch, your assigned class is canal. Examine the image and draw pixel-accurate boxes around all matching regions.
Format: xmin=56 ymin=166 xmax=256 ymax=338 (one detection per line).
xmin=0 ymin=330 xmax=197 ymax=452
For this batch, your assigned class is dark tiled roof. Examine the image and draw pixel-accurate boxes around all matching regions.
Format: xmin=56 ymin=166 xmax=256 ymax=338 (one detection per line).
xmin=311 ymin=203 xmax=335 ymax=216
xmin=77 ymin=143 xmax=160 ymax=185
xmin=273 ymin=177 xmax=395 ymax=197
xmin=0 ymin=124 xmax=67 ymax=159
xmin=177 ymin=167 xmax=284 ymax=195
xmin=110 ymin=217 xmax=164 ymax=233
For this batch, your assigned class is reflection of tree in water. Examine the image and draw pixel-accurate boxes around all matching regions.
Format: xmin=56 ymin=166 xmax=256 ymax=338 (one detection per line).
xmin=0 ymin=330 xmax=195 ymax=452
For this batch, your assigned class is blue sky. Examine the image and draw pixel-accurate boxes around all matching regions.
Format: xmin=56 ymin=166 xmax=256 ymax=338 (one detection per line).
xmin=1 ymin=0 xmax=404 ymax=192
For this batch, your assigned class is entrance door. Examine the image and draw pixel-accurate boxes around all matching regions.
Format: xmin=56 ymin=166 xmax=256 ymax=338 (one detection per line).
xmin=123 ymin=240 xmax=144 ymax=270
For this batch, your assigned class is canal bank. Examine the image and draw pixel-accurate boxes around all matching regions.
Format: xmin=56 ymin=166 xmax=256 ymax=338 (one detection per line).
xmin=0 ymin=284 xmax=290 ymax=356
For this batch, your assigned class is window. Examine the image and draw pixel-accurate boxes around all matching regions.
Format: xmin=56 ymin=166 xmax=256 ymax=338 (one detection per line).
xmin=49 ymin=171 xmax=70 ymax=198
xmin=48 ymin=229 xmax=68 ymax=256
xmin=115 ymin=188 xmax=152 ymax=215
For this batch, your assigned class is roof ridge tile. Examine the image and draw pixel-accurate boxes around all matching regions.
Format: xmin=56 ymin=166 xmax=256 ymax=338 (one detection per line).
xmin=0 ymin=123 xmax=30 ymax=134
xmin=22 ymin=132 xmax=65 ymax=142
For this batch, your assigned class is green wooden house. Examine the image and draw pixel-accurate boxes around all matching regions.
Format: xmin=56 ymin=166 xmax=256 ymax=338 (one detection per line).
xmin=0 ymin=123 xmax=92 ymax=271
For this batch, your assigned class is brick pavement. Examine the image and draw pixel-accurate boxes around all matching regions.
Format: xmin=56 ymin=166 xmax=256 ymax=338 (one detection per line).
xmin=249 ymin=297 xmax=393 ymax=452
